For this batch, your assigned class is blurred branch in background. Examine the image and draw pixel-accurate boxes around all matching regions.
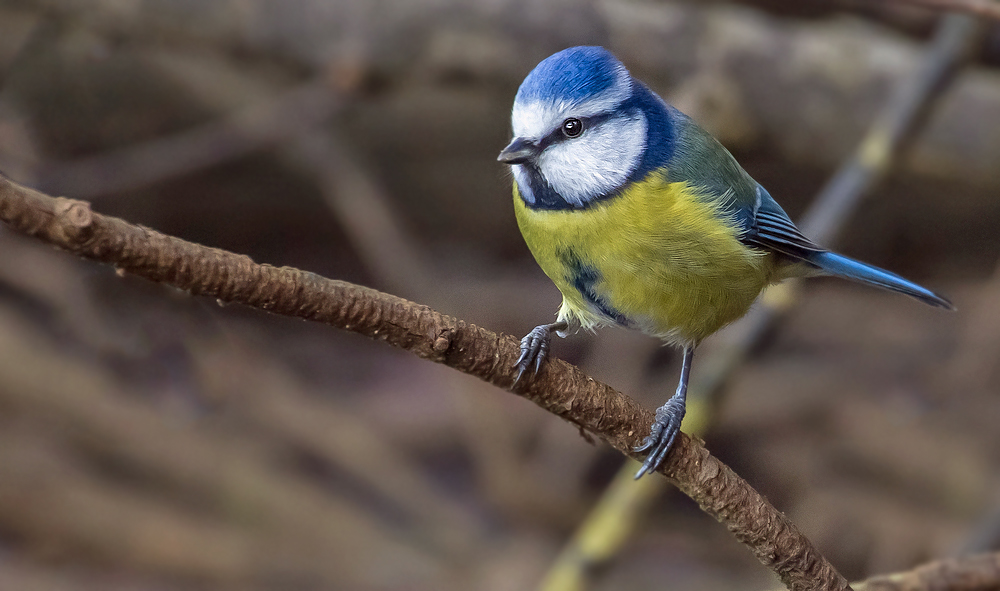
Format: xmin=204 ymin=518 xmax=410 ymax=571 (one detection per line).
xmin=798 ymin=13 xmax=986 ymax=242
xmin=0 ymin=1 xmax=997 ymax=590
xmin=947 ymin=255 xmax=1000 ymax=393
xmin=538 ymin=11 xmax=986 ymax=591
xmin=884 ymin=0 xmax=1000 ymax=21
xmin=32 ymin=78 xmax=344 ymax=199
xmin=10 ymin=2 xmax=1000 ymax=190
xmin=0 ymin=174 xmax=853 ymax=591
xmin=285 ymin=129 xmax=437 ymax=299
xmin=0 ymin=305 xmax=450 ymax=589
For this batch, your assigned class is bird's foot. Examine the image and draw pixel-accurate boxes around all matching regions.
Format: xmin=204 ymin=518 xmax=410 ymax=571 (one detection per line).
xmin=633 ymin=396 xmax=686 ymax=479
xmin=513 ymin=322 xmax=567 ymax=385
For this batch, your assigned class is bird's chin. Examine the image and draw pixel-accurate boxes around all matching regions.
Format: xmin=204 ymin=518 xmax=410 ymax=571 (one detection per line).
xmin=512 ymin=167 xmax=536 ymax=205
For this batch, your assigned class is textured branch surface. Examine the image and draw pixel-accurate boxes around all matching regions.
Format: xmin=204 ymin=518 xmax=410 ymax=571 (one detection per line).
xmin=0 ymin=174 xmax=850 ymax=591
xmin=855 ymin=551 xmax=1000 ymax=591
xmin=764 ymin=551 xmax=1000 ymax=591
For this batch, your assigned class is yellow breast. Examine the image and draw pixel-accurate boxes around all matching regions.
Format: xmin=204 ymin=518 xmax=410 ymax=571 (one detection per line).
xmin=514 ymin=172 xmax=778 ymax=346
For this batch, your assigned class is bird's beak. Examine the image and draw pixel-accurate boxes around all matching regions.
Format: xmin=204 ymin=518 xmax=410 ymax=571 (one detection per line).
xmin=497 ymin=137 xmax=538 ymax=165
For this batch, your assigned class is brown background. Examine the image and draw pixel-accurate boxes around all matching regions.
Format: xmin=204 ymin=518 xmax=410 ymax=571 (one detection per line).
xmin=1 ymin=1 xmax=999 ymax=589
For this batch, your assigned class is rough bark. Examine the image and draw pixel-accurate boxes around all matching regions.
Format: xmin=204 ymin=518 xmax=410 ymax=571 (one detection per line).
xmin=0 ymin=172 xmax=853 ymax=590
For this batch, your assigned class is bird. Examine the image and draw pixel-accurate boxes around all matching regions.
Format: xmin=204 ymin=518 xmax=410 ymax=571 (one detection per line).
xmin=497 ymin=46 xmax=954 ymax=479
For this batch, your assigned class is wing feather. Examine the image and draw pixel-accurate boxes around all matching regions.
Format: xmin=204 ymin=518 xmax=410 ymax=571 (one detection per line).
xmin=740 ymin=187 xmax=826 ymax=260
xmin=663 ymin=108 xmax=825 ymax=261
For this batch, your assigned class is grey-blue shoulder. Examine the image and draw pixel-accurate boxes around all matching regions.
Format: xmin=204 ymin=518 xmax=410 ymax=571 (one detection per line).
xmin=657 ymin=106 xmax=759 ymax=230
xmin=653 ymin=107 xmax=826 ymax=258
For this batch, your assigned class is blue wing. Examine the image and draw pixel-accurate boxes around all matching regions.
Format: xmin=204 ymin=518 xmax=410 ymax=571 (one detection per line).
xmin=664 ymin=109 xmax=953 ymax=310
xmin=740 ymin=186 xmax=825 ymax=257
xmin=662 ymin=109 xmax=822 ymax=256
xmin=743 ymin=185 xmax=952 ymax=309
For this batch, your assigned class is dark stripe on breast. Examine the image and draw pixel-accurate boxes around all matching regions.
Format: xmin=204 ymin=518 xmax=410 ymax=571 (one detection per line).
xmin=560 ymin=249 xmax=633 ymax=327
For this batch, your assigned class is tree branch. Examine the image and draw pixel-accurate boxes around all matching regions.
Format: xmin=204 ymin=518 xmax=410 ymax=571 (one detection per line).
xmin=765 ymin=551 xmax=1000 ymax=591
xmin=853 ymin=551 xmax=1000 ymax=591
xmin=0 ymin=173 xmax=850 ymax=591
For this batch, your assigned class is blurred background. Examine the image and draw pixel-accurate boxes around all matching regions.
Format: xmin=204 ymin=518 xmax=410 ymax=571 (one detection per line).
xmin=1 ymin=0 xmax=1000 ymax=589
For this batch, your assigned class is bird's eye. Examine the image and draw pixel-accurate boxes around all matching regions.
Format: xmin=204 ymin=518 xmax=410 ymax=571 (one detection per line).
xmin=561 ymin=118 xmax=583 ymax=138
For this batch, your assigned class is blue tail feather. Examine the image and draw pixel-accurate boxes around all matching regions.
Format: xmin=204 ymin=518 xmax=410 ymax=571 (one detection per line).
xmin=806 ymin=251 xmax=955 ymax=310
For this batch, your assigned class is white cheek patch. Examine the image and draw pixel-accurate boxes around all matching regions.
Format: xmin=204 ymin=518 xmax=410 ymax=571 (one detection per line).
xmin=538 ymin=112 xmax=647 ymax=207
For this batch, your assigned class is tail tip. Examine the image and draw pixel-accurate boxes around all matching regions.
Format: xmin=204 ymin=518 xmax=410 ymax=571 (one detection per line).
xmin=928 ymin=294 xmax=957 ymax=312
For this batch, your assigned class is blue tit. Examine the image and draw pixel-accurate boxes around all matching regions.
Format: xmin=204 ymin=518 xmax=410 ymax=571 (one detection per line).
xmin=497 ymin=46 xmax=954 ymax=479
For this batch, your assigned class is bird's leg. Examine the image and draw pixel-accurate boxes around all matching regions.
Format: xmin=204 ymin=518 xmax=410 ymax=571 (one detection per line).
xmin=633 ymin=346 xmax=694 ymax=479
xmin=513 ymin=321 xmax=568 ymax=385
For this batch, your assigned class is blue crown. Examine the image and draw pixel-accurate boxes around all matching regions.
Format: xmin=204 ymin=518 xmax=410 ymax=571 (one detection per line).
xmin=515 ymin=46 xmax=626 ymax=105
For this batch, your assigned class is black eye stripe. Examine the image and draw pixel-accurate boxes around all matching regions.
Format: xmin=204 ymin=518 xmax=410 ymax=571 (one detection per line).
xmin=537 ymin=112 xmax=615 ymax=150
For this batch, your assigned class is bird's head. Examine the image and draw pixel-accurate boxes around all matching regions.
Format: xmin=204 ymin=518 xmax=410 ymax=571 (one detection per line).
xmin=498 ymin=46 xmax=649 ymax=209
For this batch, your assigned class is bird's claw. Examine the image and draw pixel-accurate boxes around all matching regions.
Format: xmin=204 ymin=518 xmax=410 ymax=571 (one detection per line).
xmin=512 ymin=323 xmax=557 ymax=386
xmin=633 ymin=398 xmax=685 ymax=479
